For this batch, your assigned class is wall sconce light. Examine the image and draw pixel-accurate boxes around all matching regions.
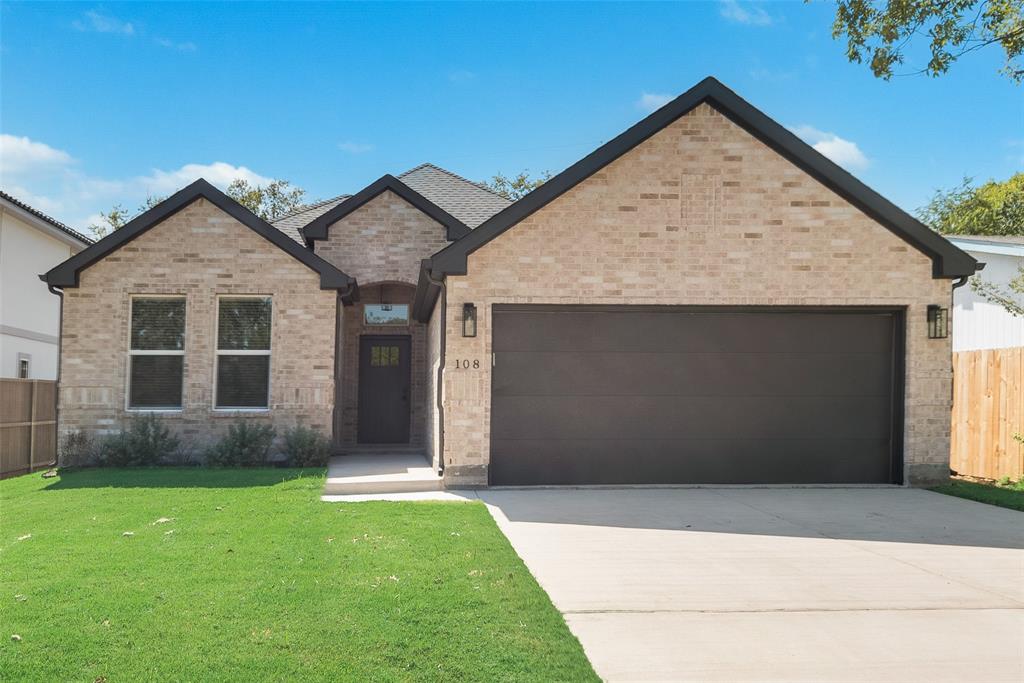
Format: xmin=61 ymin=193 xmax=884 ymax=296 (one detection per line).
xmin=462 ymin=303 xmax=477 ymax=338
xmin=927 ymin=305 xmax=949 ymax=339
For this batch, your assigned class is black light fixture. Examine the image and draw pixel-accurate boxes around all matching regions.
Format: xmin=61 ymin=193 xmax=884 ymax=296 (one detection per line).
xmin=462 ymin=303 xmax=477 ymax=338
xmin=927 ymin=304 xmax=949 ymax=339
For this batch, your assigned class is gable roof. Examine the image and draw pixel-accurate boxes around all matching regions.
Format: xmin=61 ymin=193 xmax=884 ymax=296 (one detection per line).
xmin=398 ymin=163 xmax=511 ymax=228
xmin=426 ymin=76 xmax=979 ymax=282
xmin=271 ymin=194 xmax=350 ymax=242
xmin=1 ymin=190 xmax=93 ymax=248
xmin=42 ymin=179 xmax=357 ymax=298
xmin=301 ymin=174 xmax=472 ymax=244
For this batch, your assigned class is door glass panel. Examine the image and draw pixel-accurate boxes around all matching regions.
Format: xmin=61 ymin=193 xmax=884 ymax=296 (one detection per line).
xmin=370 ymin=345 xmax=400 ymax=367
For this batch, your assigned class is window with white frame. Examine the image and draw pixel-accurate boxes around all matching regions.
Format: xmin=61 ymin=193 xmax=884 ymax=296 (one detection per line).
xmin=17 ymin=354 xmax=31 ymax=379
xmin=129 ymin=297 xmax=185 ymax=409
xmin=215 ymin=297 xmax=272 ymax=409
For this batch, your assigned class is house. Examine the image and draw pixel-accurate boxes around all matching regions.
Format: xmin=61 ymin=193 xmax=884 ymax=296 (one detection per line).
xmin=1 ymin=191 xmax=91 ymax=379
xmin=42 ymin=77 xmax=978 ymax=486
xmin=947 ymin=236 xmax=1024 ymax=351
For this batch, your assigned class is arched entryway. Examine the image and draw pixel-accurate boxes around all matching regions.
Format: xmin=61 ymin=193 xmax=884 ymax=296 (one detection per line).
xmin=335 ymin=282 xmax=428 ymax=449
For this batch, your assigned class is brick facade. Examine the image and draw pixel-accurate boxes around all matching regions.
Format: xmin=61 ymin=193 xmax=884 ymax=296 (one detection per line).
xmin=58 ymin=198 xmax=338 ymax=453
xmin=313 ymin=190 xmax=449 ymax=285
xmin=437 ymin=104 xmax=953 ymax=486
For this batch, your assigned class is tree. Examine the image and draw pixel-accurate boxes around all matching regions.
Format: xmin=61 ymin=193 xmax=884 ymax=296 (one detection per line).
xmin=87 ymin=178 xmax=308 ymax=239
xmin=917 ymin=173 xmax=1024 ymax=237
xmin=226 ymin=179 xmax=306 ymax=220
xmin=971 ymin=268 xmax=1024 ymax=316
xmin=483 ymin=170 xmax=552 ymax=201
xmin=89 ymin=195 xmax=164 ymax=238
xmin=829 ymin=0 xmax=1024 ymax=82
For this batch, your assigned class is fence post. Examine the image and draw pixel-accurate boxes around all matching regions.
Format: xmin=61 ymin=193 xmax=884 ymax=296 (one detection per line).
xmin=28 ymin=380 xmax=37 ymax=470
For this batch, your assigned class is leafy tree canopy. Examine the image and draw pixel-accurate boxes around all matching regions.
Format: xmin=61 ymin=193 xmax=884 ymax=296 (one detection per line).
xmin=917 ymin=173 xmax=1024 ymax=236
xmin=484 ymin=170 xmax=552 ymax=201
xmin=830 ymin=0 xmax=1024 ymax=82
xmin=87 ymin=179 xmax=308 ymax=239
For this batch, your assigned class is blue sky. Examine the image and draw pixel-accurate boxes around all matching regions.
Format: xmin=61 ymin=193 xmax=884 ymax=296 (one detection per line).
xmin=1 ymin=1 xmax=1021 ymax=232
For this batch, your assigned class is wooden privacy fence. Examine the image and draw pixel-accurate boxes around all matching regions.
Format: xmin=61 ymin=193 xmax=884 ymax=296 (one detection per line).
xmin=951 ymin=347 xmax=1024 ymax=481
xmin=0 ymin=379 xmax=57 ymax=479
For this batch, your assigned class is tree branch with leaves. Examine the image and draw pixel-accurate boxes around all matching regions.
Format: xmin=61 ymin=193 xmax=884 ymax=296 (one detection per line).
xmin=483 ymin=170 xmax=552 ymax=201
xmin=829 ymin=0 xmax=1024 ymax=82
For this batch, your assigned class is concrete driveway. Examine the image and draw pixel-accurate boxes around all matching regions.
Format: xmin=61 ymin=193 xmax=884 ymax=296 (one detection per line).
xmin=479 ymin=488 xmax=1024 ymax=682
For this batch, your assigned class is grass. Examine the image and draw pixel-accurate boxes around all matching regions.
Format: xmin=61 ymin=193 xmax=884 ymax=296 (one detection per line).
xmin=931 ymin=477 xmax=1024 ymax=512
xmin=0 ymin=468 xmax=597 ymax=682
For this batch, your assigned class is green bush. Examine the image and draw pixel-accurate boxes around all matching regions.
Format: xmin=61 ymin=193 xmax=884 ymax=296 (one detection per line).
xmin=58 ymin=430 xmax=98 ymax=468
xmin=283 ymin=425 xmax=331 ymax=467
xmin=206 ymin=421 xmax=276 ymax=467
xmin=97 ymin=415 xmax=180 ymax=467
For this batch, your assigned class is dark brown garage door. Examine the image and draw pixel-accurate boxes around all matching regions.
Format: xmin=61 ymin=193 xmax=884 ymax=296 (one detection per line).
xmin=490 ymin=306 xmax=903 ymax=485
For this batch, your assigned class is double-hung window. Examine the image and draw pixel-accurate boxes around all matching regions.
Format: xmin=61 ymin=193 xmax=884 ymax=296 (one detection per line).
xmin=215 ymin=297 xmax=272 ymax=410
xmin=129 ymin=297 xmax=186 ymax=410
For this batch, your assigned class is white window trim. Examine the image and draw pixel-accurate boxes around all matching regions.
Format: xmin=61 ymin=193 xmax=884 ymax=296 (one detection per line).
xmin=126 ymin=294 xmax=186 ymax=413
xmin=213 ymin=295 xmax=272 ymax=412
xmin=17 ymin=353 xmax=31 ymax=379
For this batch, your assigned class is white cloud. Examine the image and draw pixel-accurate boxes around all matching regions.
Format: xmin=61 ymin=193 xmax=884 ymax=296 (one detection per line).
xmin=0 ymin=133 xmax=277 ymax=231
xmin=447 ymin=69 xmax=477 ymax=83
xmin=338 ymin=141 xmax=374 ymax=154
xmin=135 ymin=162 xmax=273 ymax=195
xmin=72 ymin=10 xmax=135 ymax=36
xmin=719 ymin=0 xmax=774 ymax=26
xmin=155 ymin=37 xmax=198 ymax=52
xmin=0 ymin=134 xmax=74 ymax=174
xmin=790 ymin=125 xmax=870 ymax=171
xmin=636 ymin=92 xmax=673 ymax=113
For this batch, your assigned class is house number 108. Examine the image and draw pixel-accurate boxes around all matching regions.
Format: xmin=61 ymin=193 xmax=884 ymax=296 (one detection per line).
xmin=454 ymin=359 xmax=480 ymax=369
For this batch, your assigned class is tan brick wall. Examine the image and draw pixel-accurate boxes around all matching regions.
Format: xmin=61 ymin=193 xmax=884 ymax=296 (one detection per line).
xmin=425 ymin=294 xmax=443 ymax=470
xmin=59 ymin=198 xmax=338 ymax=453
xmin=314 ymin=190 xmax=449 ymax=286
xmin=439 ymin=104 xmax=953 ymax=486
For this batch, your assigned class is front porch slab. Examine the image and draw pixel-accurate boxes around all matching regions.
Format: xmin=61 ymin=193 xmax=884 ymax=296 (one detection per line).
xmin=323 ymin=453 xmax=442 ymax=495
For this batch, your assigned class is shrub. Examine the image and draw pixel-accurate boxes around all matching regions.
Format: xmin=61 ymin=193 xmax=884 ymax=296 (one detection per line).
xmin=58 ymin=430 xmax=98 ymax=468
xmin=97 ymin=414 xmax=180 ymax=467
xmin=206 ymin=421 xmax=276 ymax=467
xmin=283 ymin=425 xmax=331 ymax=467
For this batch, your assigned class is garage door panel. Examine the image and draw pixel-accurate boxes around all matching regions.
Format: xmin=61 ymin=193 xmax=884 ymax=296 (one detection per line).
xmin=490 ymin=306 xmax=900 ymax=485
xmin=490 ymin=438 xmax=894 ymax=485
xmin=493 ymin=309 xmax=894 ymax=354
xmin=493 ymin=351 xmax=893 ymax=398
xmin=491 ymin=395 xmax=891 ymax=440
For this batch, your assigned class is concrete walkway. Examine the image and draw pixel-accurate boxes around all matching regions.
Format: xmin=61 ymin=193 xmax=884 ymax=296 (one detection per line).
xmin=479 ymin=488 xmax=1024 ymax=682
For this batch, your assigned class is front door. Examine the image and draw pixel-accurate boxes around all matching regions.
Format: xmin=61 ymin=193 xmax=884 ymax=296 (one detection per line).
xmin=357 ymin=335 xmax=411 ymax=444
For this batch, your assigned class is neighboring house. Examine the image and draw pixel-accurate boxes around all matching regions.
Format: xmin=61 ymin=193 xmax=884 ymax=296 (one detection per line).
xmin=42 ymin=77 xmax=978 ymax=487
xmin=947 ymin=236 xmax=1024 ymax=351
xmin=0 ymin=191 xmax=92 ymax=379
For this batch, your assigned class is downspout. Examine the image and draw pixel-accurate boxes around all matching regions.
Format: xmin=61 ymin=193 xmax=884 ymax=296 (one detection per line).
xmin=425 ymin=267 xmax=447 ymax=475
xmin=44 ymin=281 xmax=63 ymax=469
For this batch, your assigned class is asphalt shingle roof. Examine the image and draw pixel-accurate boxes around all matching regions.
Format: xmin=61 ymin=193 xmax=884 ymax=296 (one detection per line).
xmin=271 ymin=163 xmax=509 ymax=243
xmin=0 ymin=190 xmax=94 ymax=245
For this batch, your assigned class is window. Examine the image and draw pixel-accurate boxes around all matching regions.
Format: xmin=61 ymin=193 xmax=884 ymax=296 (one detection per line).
xmin=129 ymin=297 xmax=185 ymax=409
xmin=216 ymin=297 xmax=271 ymax=409
xmin=17 ymin=354 xmax=30 ymax=379
xmin=364 ymin=304 xmax=409 ymax=326
xmin=370 ymin=344 xmax=400 ymax=367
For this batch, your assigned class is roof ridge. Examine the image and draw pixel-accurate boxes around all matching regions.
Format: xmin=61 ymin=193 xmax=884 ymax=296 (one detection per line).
xmin=271 ymin=193 xmax=351 ymax=222
xmin=0 ymin=189 xmax=94 ymax=244
xmin=400 ymin=162 xmax=510 ymax=202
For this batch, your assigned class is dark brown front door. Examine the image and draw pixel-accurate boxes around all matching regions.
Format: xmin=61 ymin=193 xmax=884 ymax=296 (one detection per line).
xmin=358 ymin=335 xmax=411 ymax=444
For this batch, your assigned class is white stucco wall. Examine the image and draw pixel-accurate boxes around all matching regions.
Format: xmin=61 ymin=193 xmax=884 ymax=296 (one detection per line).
xmin=951 ymin=246 xmax=1024 ymax=352
xmin=0 ymin=207 xmax=81 ymax=378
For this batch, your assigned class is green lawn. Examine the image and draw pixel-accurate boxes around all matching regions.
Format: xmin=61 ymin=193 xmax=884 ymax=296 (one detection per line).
xmin=0 ymin=469 xmax=597 ymax=682
xmin=931 ymin=478 xmax=1024 ymax=512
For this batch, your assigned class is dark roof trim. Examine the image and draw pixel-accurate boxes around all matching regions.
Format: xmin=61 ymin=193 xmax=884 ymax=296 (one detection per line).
xmin=1 ymin=190 xmax=93 ymax=247
xmin=41 ymin=179 xmax=358 ymax=300
xmin=428 ymin=76 xmax=979 ymax=280
xmin=301 ymin=174 xmax=471 ymax=244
